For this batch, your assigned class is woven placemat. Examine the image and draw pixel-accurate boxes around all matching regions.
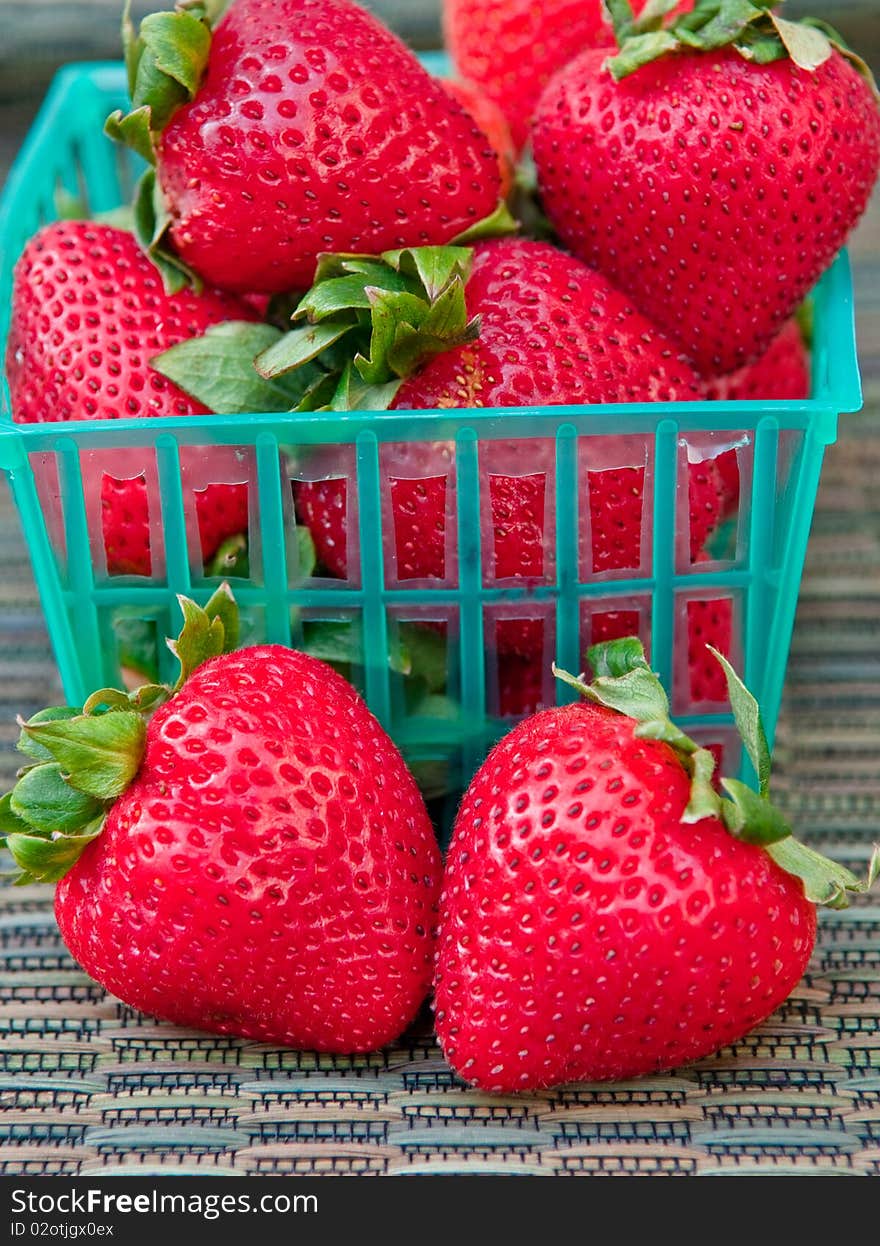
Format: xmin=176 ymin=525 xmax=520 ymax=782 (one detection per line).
xmin=0 ymin=187 xmax=878 ymax=1177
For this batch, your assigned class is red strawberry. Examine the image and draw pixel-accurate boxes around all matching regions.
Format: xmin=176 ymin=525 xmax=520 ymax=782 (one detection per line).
xmin=685 ymin=596 xmax=734 ymax=707
xmin=434 ymin=639 xmax=874 ymax=1091
xmin=442 ymin=78 xmax=516 ymax=198
xmin=286 ymin=239 xmax=720 ymax=657
xmin=444 ymin=0 xmax=692 ymax=150
xmin=704 ymin=319 xmax=810 ymax=403
xmin=531 ymin=18 xmax=880 ymax=376
xmin=497 ymin=653 xmax=548 ymax=719
xmin=394 ymin=239 xmax=700 ymax=410
xmin=117 ymin=0 xmax=501 ymax=294
xmin=6 ymin=222 xmax=255 ymax=577
xmin=283 ymin=239 xmax=731 ymax=658
xmin=694 ymin=320 xmax=811 ymax=524
xmin=2 ymin=591 xmax=441 ymax=1052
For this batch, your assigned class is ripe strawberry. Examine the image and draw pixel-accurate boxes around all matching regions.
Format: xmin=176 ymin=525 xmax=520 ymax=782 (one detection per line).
xmin=692 ymin=320 xmax=811 ymax=525
xmin=686 ymin=595 xmax=734 ymax=706
xmin=1 ymin=590 xmax=441 ymax=1052
xmin=444 ymin=0 xmax=692 ymax=150
xmin=282 ymin=239 xmax=728 ymax=655
xmin=703 ymin=319 xmax=810 ymax=403
xmin=434 ymin=638 xmax=875 ymax=1091
xmin=497 ymin=653 xmax=548 ymax=719
xmin=112 ymin=0 xmax=502 ymax=294
xmin=442 ymin=78 xmax=516 ymax=198
xmin=531 ymin=11 xmax=880 ymax=376
xmin=6 ymin=222 xmax=255 ymax=577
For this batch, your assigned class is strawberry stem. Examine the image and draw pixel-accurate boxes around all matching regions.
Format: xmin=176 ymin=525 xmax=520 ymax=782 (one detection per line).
xmin=606 ymin=0 xmax=877 ymax=92
xmin=0 ymin=584 xmax=241 ymax=886
xmin=253 ymin=245 xmax=488 ymax=413
xmin=105 ymin=0 xmax=217 ymax=167
xmin=555 ymin=638 xmax=880 ymax=909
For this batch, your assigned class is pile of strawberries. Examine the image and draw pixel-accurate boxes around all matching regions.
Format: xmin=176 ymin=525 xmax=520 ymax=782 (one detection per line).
xmin=2 ymin=0 xmax=880 ymax=1092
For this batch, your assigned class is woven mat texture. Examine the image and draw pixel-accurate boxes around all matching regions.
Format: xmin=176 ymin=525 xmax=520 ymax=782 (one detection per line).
xmin=0 ymin=67 xmax=879 ymax=1179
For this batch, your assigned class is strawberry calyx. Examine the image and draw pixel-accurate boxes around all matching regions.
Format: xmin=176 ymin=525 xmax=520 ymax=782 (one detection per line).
xmin=605 ymin=0 xmax=879 ymax=95
xmin=104 ymin=1 xmax=228 ymax=292
xmin=553 ymin=639 xmax=721 ymax=823
xmin=152 ymin=227 xmax=516 ymax=412
xmin=105 ymin=1 xmax=220 ymax=166
xmin=554 ymin=637 xmax=880 ymax=909
xmin=0 ymin=584 xmax=239 ymax=886
xmin=252 ymin=242 xmax=493 ymax=413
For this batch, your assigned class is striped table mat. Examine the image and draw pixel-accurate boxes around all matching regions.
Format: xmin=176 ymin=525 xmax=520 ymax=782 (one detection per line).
xmin=0 ymin=190 xmax=878 ymax=1176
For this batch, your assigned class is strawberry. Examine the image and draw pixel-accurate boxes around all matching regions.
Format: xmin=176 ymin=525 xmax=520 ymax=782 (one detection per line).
xmin=246 ymin=239 xmax=722 ymax=638
xmin=685 ymin=595 xmax=734 ymax=706
xmin=390 ymin=239 xmax=701 ymax=410
xmin=108 ymin=0 xmax=503 ymax=295
xmin=434 ymin=638 xmax=877 ymax=1091
xmin=441 ymin=78 xmax=516 ymax=199
xmin=531 ymin=4 xmax=880 ymax=376
xmin=703 ymin=318 xmax=810 ymax=403
xmin=5 ymin=221 xmax=255 ymax=577
xmin=497 ymin=653 xmax=548 ymax=719
xmin=444 ymin=0 xmax=693 ymax=150
xmin=0 ymin=588 xmax=441 ymax=1052
xmin=691 ymin=319 xmax=811 ymax=526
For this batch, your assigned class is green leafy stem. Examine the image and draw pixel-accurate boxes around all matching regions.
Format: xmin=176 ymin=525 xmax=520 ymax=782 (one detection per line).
xmin=605 ymin=0 xmax=877 ymax=92
xmin=105 ymin=0 xmax=224 ymax=168
xmin=556 ymin=637 xmax=879 ymax=909
xmin=0 ymin=584 xmax=240 ymax=885
xmin=151 ymin=226 xmax=516 ymax=414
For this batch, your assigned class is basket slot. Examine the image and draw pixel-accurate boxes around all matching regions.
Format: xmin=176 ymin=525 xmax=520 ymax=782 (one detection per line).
xmin=480 ymin=439 xmax=554 ymax=587
xmin=485 ymin=604 xmax=555 ymax=720
xmin=291 ymin=445 xmax=359 ymax=586
xmin=301 ymin=609 xmax=365 ymax=696
xmin=76 ymin=444 xmax=164 ymax=582
xmin=581 ymin=596 xmax=652 ymax=666
xmin=488 ymin=651 xmax=551 ymax=720
xmin=381 ymin=441 xmax=457 ymax=589
xmin=95 ymin=466 xmax=156 ymax=580
xmin=192 ymin=479 xmax=251 ymax=581
xmin=677 ymin=428 xmax=750 ymax=572
xmin=580 ymin=432 xmax=653 ymax=582
xmin=110 ymin=612 xmax=162 ymax=688
xmin=177 ymin=442 xmax=255 ymax=585
xmin=772 ymin=428 xmax=808 ymax=572
xmin=673 ymin=588 xmax=739 ymax=714
xmin=387 ymin=607 xmax=454 ymax=728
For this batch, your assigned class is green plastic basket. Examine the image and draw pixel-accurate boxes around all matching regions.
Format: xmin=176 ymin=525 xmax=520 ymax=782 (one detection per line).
xmin=0 ymin=61 xmax=865 ymax=819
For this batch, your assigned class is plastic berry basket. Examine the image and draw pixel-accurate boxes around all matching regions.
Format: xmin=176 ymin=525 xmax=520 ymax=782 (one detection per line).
xmin=0 ymin=59 xmax=865 ymax=826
